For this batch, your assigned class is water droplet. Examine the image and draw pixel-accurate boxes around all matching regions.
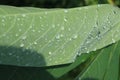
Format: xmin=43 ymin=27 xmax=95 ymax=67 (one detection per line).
xmin=15 ymin=34 xmax=18 ymax=36
xmin=86 ymin=51 xmax=89 ymax=53
xmin=38 ymin=30 xmax=41 ymax=33
xmin=86 ymin=41 xmax=90 ymax=44
xmin=56 ymin=34 xmax=60 ymax=39
xmin=97 ymin=4 xmax=101 ymax=7
xmin=64 ymin=18 xmax=67 ymax=22
xmin=19 ymin=29 xmax=22 ymax=32
xmin=60 ymin=34 xmax=64 ymax=37
xmin=103 ymin=26 xmax=106 ymax=29
xmin=8 ymin=53 xmax=12 ymax=55
xmin=2 ymin=19 xmax=5 ymax=22
xmin=69 ymin=38 xmax=72 ymax=41
xmin=73 ymin=34 xmax=78 ymax=39
xmin=48 ymin=52 xmax=52 ymax=55
xmin=68 ymin=28 xmax=71 ymax=31
xmin=20 ymin=24 xmax=23 ymax=26
xmin=64 ymin=9 xmax=68 ymax=13
xmin=116 ymin=30 xmax=119 ymax=32
xmin=32 ymin=29 xmax=35 ymax=32
xmin=61 ymin=26 xmax=64 ymax=30
xmin=49 ymin=58 xmax=52 ymax=61
xmin=34 ymin=41 xmax=37 ymax=45
xmin=112 ymin=39 xmax=115 ymax=43
xmin=52 ymin=24 xmax=55 ymax=28
xmin=17 ymin=18 xmax=20 ymax=21
xmin=45 ymin=12 xmax=48 ymax=15
xmin=20 ymin=43 xmax=24 ymax=47
xmin=22 ymin=36 xmax=27 ymax=40
xmin=22 ymin=14 xmax=26 ymax=17
xmin=93 ymin=48 xmax=96 ymax=51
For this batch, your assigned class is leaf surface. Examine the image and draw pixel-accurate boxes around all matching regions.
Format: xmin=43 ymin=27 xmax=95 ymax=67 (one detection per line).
xmin=0 ymin=4 xmax=120 ymax=67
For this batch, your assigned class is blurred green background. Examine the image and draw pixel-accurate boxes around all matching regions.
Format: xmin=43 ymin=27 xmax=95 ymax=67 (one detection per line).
xmin=0 ymin=0 xmax=119 ymax=8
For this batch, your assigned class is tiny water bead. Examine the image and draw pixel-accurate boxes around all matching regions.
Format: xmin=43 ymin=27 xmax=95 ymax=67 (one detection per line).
xmin=64 ymin=9 xmax=68 ymax=13
xmin=112 ymin=38 xmax=115 ymax=43
xmin=52 ymin=24 xmax=55 ymax=28
xmin=48 ymin=52 xmax=52 ymax=55
xmin=20 ymin=43 xmax=24 ymax=47
xmin=22 ymin=36 xmax=27 ymax=40
xmin=56 ymin=34 xmax=60 ymax=39
xmin=2 ymin=19 xmax=5 ymax=22
xmin=17 ymin=18 xmax=20 ymax=21
xmin=93 ymin=48 xmax=97 ymax=51
xmin=68 ymin=28 xmax=71 ymax=31
xmin=15 ymin=34 xmax=18 ymax=36
xmin=22 ymin=14 xmax=26 ymax=17
xmin=73 ymin=34 xmax=78 ymax=39
xmin=8 ymin=53 xmax=13 ymax=56
xmin=33 ymin=41 xmax=37 ymax=45
xmin=19 ymin=29 xmax=22 ymax=32
xmin=45 ymin=12 xmax=48 ymax=15
xmin=61 ymin=26 xmax=64 ymax=30
xmin=64 ymin=18 xmax=67 ymax=22
xmin=32 ymin=29 xmax=35 ymax=32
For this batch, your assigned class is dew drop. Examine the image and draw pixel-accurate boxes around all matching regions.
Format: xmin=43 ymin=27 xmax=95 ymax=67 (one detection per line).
xmin=52 ymin=24 xmax=55 ymax=28
xmin=39 ymin=16 xmax=42 ymax=19
xmin=17 ymin=18 xmax=20 ymax=21
xmin=2 ymin=19 xmax=5 ymax=22
xmin=86 ymin=51 xmax=89 ymax=53
xmin=86 ymin=41 xmax=90 ymax=44
xmin=103 ymin=26 xmax=106 ymax=29
xmin=93 ymin=48 xmax=96 ymax=51
xmin=112 ymin=38 xmax=115 ymax=43
xmin=45 ymin=12 xmax=48 ymax=15
xmin=34 ymin=41 xmax=37 ymax=45
xmin=49 ymin=58 xmax=52 ymax=61
xmin=69 ymin=38 xmax=72 ymax=41
xmin=60 ymin=34 xmax=64 ymax=37
xmin=22 ymin=36 xmax=27 ymax=40
xmin=20 ymin=24 xmax=23 ymax=26
xmin=64 ymin=9 xmax=68 ymax=13
xmin=48 ymin=52 xmax=52 ymax=55
xmin=73 ymin=34 xmax=78 ymax=39
xmin=8 ymin=53 xmax=12 ymax=56
xmin=20 ymin=43 xmax=24 ymax=47
xmin=22 ymin=14 xmax=26 ymax=17
xmin=38 ymin=30 xmax=41 ymax=33
xmin=64 ymin=18 xmax=67 ymax=22
xmin=19 ymin=29 xmax=22 ymax=32
xmin=97 ymin=4 xmax=101 ymax=7
xmin=61 ymin=26 xmax=64 ymax=30
xmin=15 ymin=34 xmax=18 ymax=36
xmin=68 ymin=28 xmax=71 ymax=31
xmin=56 ymin=34 xmax=60 ymax=39
xmin=32 ymin=29 xmax=35 ymax=32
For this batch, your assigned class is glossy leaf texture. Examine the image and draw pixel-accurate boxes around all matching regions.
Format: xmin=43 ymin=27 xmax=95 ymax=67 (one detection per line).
xmin=0 ymin=4 xmax=120 ymax=67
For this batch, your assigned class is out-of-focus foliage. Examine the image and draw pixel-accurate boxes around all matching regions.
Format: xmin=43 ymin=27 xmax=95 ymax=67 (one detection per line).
xmin=0 ymin=0 xmax=119 ymax=8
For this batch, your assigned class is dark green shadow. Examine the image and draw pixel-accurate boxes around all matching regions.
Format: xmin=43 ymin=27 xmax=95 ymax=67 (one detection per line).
xmin=0 ymin=46 xmax=55 ymax=80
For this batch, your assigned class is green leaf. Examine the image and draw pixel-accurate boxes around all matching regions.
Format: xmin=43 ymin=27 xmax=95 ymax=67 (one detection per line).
xmin=47 ymin=53 xmax=92 ymax=78
xmin=0 ymin=4 xmax=120 ymax=67
xmin=75 ymin=41 xmax=120 ymax=80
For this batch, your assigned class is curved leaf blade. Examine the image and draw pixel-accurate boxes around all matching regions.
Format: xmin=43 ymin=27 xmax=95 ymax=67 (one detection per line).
xmin=0 ymin=4 xmax=120 ymax=67
xmin=75 ymin=41 xmax=120 ymax=80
